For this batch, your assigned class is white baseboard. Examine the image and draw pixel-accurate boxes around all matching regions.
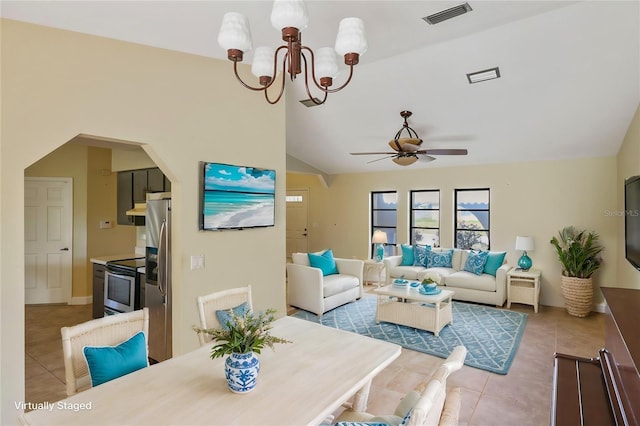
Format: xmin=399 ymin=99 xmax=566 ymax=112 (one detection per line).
xmin=70 ymin=296 xmax=92 ymax=305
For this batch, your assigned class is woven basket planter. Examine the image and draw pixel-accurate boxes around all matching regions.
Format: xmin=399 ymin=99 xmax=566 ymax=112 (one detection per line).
xmin=561 ymin=276 xmax=593 ymax=317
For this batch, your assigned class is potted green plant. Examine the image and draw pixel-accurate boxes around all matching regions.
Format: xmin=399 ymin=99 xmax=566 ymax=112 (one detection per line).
xmin=550 ymin=226 xmax=604 ymax=317
xmin=193 ymin=308 xmax=290 ymax=393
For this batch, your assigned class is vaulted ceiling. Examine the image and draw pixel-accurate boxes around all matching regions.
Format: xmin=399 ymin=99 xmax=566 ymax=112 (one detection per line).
xmin=2 ymin=1 xmax=638 ymax=174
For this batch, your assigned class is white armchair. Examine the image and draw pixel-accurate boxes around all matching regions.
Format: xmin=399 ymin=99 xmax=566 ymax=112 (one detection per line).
xmin=287 ymin=252 xmax=364 ymax=317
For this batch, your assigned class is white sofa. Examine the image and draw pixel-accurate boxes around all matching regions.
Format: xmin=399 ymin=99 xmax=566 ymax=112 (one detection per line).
xmin=383 ymin=248 xmax=509 ymax=307
xmin=287 ymin=252 xmax=364 ymax=316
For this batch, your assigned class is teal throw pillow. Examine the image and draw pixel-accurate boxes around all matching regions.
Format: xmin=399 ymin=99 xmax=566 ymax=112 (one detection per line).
xmin=413 ymin=245 xmax=432 ymax=267
xmin=216 ymin=302 xmax=250 ymax=330
xmin=424 ymin=249 xmax=453 ymax=268
xmin=484 ymin=251 xmax=507 ymax=276
xmin=308 ymin=249 xmax=339 ymax=276
xmin=463 ymin=250 xmax=489 ymax=275
xmin=400 ymin=244 xmax=414 ymax=266
xmin=83 ymin=331 xmax=148 ymax=387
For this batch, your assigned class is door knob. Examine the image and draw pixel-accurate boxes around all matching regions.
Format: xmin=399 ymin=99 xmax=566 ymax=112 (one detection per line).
xmin=60 ymin=247 xmax=69 ymax=251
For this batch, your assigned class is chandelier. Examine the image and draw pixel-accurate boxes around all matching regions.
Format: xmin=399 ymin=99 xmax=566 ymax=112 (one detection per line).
xmin=217 ymin=0 xmax=367 ymax=105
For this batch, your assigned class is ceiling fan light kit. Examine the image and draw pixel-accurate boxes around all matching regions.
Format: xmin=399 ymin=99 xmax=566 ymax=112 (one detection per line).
xmin=350 ymin=110 xmax=469 ymax=166
xmin=218 ymin=0 xmax=367 ymax=105
xmin=392 ymin=155 xmax=418 ymax=166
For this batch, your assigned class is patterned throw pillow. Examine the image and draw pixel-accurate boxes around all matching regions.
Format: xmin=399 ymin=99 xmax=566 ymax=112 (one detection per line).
xmin=413 ymin=245 xmax=432 ymax=267
xmin=424 ymin=249 xmax=454 ymax=268
xmin=400 ymin=244 xmax=414 ymax=266
xmin=463 ymin=250 xmax=489 ymax=275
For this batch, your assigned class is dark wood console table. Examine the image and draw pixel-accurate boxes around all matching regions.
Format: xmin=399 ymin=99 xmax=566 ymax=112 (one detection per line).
xmin=551 ymin=287 xmax=640 ymax=426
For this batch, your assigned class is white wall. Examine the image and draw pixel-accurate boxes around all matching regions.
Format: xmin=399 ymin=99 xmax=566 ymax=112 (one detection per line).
xmin=1 ymin=19 xmax=286 ymax=424
xmin=288 ymin=155 xmax=619 ymax=309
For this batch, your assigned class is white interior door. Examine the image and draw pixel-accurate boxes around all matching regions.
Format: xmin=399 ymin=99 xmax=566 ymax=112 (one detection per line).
xmin=24 ymin=177 xmax=73 ymax=304
xmin=286 ymin=189 xmax=309 ymax=258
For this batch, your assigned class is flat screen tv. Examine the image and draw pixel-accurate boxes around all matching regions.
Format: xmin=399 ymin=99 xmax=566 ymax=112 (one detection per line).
xmin=199 ymin=162 xmax=275 ymax=231
xmin=625 ymin=175 xmax=640 ymax=270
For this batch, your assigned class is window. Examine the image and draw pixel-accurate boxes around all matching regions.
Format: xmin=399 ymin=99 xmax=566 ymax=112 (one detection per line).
xmin=371 ymin=191 xmax=397 ymax=257
xmin=455 ymin=188 xmax=490 ymax=250
xmin=410 ymin=190 xmax=440 ymax=247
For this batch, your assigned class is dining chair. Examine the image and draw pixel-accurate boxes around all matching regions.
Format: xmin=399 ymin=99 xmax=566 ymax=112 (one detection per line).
xmin=335 ymin=345 xmax=467 ymax=426
xmin=61 ymin=308 xmax=149 ymax=396
xmin=196 ymin=285 xmax=253 ymax=345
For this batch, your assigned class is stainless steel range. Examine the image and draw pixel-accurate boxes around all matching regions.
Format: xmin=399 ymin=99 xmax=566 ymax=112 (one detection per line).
xmin=104 ymin=258 xmax=145 ymax=315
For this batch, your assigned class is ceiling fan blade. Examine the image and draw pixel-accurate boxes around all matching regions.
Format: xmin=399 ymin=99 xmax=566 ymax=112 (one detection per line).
xmin=350 ymin=152 xmax=397 ymax=155
xmin=367 ymin=155 xmax=396 ymax=164
xmin=424 ymin=149 xmax=468 ymax=155
xmin=418 ymin=155 xmax=436 ymax=162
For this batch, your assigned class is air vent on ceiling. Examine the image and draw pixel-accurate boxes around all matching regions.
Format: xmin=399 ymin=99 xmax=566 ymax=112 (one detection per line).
xmin=423 ymin=2 xmax=473 ymax=25
xmin=467 ymin=67 xmax=501 ymax=84
xmin=299 ymin=98 xmax=323 ymax=107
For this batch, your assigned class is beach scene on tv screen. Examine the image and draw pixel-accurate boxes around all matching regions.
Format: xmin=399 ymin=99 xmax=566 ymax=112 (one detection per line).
xmin=203 ymin=163 xmax=275 ymax=229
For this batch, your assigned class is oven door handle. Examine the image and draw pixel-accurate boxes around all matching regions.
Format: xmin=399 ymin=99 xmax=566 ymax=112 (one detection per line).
xmin=158 ymin=219 xmax=167 ymax=297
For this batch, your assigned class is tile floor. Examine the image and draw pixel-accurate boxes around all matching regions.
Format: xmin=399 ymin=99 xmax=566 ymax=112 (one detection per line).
xmin=25 ymin=299 xmax=605 ymax=425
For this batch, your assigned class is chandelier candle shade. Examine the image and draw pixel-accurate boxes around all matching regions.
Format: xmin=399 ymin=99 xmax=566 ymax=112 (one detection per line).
xmin=515 ymin=236 xmax=534 ymax=271
xmin=372 ymin=230 xmax=388 ymax=262
xmin=217 ymin=0 xmax=367 ymax=105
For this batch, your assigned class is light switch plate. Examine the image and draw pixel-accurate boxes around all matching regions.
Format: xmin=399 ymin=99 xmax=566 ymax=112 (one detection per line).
xmin=99 ymin=220 xmax=112 ymax=229
xmin=190 ymin=255 xmax=205 ymax=270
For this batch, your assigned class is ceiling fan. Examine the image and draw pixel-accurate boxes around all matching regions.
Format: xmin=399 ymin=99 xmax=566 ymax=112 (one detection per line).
xmin=350 ymin=110 xmax=468 ymax=166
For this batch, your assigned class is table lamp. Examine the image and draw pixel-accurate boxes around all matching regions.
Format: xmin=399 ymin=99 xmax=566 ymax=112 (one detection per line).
xmin=372 ymin=230 xmax=387 ymax=262
xmin=515 ymin=236 xmax=534 ymax=271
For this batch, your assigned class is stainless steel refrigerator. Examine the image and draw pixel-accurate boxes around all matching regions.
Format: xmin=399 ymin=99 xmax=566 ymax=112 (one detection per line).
xmin=145 ymin=194 xmax=172 ymax=362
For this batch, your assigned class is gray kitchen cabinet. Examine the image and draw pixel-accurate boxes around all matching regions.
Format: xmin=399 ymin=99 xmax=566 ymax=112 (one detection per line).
xmin=92 ymin=263 xmax=106 ymax=318
xmin=117 ymin=167 xmax=170 ymax=225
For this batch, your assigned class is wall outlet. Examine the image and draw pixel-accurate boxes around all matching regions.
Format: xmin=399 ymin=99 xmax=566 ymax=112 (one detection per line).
xmin=190 ymin=255 xmax=205 ymax=270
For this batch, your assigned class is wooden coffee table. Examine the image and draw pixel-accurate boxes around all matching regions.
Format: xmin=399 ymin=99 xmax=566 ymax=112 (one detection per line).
xmin=374 ymin=284 xmax=454 ymax=336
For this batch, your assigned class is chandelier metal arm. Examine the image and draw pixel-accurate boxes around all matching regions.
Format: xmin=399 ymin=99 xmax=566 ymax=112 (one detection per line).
xmin=232 ymin=61 xmax=270 ymax=92
xmin=300 ymin=46 xmax=356 ymax=94
xmin=262 ymin=51 xmax=289 ymax=105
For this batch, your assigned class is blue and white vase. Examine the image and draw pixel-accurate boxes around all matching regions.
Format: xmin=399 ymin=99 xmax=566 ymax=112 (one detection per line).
xmin=224 ymin=352 xmax=260 ymax=394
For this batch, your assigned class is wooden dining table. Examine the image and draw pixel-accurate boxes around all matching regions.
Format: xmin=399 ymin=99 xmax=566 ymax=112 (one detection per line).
xmin=19 ymin=316 xmax=401 ymax=426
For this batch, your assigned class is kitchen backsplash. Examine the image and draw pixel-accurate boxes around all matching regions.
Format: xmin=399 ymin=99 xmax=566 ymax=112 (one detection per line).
xmin=135 ymin=226 xmax=146 ymax=256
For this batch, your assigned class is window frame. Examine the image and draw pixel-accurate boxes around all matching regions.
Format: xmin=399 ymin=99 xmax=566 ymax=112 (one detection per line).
xmin=409 ymin=189 xmax=440 ymax=247
xmin=454 ymin=188 xmax=491 ymax=250
xmin=370 ymin=191 xmax=397 ymax=258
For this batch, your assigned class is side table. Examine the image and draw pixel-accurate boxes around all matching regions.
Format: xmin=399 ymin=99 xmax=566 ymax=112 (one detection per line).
xmin=364 ymin=260 xmax=385 ymax=287
xmin=507 ymin=268 xmax=542 ymax=312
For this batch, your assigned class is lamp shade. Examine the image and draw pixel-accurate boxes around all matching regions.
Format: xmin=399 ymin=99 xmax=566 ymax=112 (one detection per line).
xmin=314 ymin=47 xmax=339 ymax=79
xmin=218 ymin=12 xmax=253 ymax=52
xmin=515 ymin=236 xmax=535 ymax=251
xmin=251 ymin=46 xmax=275 ymax=77
xmin=372 ymin=230 xmax=388 ymax=244
xmin=271 ymin=0 xmax=309 ymax=31
xmin=334 ymin=17 xmax=367 ymax=56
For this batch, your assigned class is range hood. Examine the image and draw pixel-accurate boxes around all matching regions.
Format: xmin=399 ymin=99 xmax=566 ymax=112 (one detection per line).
xmin=126 ymin=203 xmax=146 ymax=217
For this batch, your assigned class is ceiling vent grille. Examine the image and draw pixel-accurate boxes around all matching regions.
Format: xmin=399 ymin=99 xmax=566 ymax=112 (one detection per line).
xmin=423 ymin=3 xmax=473 ymax=25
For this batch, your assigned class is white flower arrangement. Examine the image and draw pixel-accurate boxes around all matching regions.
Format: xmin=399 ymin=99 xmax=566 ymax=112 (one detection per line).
xmin=422 ymin=271 xmax=442 ymax=285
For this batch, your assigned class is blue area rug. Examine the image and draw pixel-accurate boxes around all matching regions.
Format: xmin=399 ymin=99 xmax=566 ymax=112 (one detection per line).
xmin=292 ymin=296 xmax=527 ymax=375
